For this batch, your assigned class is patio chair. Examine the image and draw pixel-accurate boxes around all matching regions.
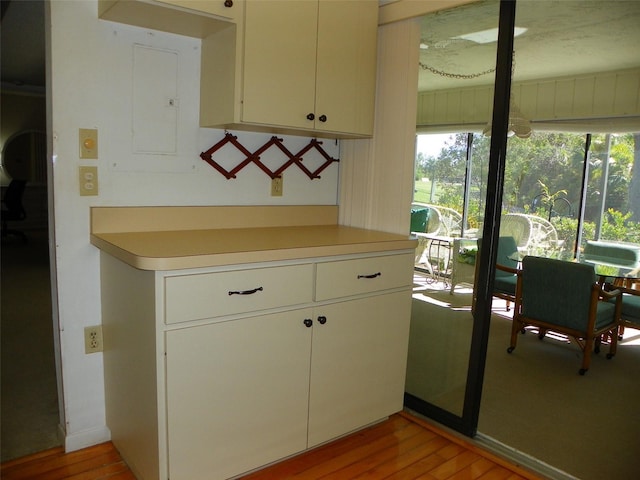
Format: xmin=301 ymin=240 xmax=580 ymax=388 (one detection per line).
xmin=508 ymin=256 xmax=622 ymax=375
xmin=436 ymin=206 xmax=463 ymax=237
xmin=526 ymin=215 xmax=560 ymax=255
xmin=477 ymin=236 xmax=520 ymax=311
xmin=500 ymin=214 xmax=532 ymax=254
xmin=493 ymin=236 xmax=520 ymax=312
xmin=617 ymin=286 xmax=640 ymax=334
xmin=583 ymin=240 xmax=640 ymax=275
xmin=410 ymin=204 xmax=437 ymax=270
xmin=411 ymin=203 xmax=442 ymax=235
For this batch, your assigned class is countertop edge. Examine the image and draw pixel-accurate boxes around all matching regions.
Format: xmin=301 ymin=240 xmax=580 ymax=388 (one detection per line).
xmin=91 ymin=229 xmax=418 ymax=271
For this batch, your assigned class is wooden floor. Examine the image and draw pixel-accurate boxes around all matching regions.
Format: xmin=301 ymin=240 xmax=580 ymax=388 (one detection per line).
xmin=0 ymin=412 xmax=541 ymax=480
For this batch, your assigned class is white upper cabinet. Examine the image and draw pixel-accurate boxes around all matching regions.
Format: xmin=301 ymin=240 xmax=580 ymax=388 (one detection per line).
xmin=200 ymin=0 xmax=378 ymax=138
xmin=240 ymin=1 xmax=319 ymax=132
xmin=156 ymin=0 xmax=239 ymax=20
xmin=99 ymin=0 xmax=378 ymax=138
xmin=98 ymin=0 xmax=240 ymax=38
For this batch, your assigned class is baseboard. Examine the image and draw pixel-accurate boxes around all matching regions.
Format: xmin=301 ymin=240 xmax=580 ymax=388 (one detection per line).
xmin=64 ymin=425 xmax=111 ymax=453
xmin=57 ymin=423 xmax=66 ymax=445
xmin=475 ymin=432 xmax=579 ymax=480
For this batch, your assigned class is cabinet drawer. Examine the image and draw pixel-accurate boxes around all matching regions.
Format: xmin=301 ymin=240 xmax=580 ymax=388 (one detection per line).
xmin=165 ymin=264 xmax=313 ymax=324
xmin=315 ymin=253 xmax=413 ymax=301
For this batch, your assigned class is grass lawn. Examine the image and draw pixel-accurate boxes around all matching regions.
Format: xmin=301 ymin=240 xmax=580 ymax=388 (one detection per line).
xmin=414 ymin=181 xmax=435 ymax=203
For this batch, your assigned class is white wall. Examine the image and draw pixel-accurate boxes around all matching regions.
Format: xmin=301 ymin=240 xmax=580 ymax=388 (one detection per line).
xmin=49 ymin=0 xmax=339 ymax=451
xmin=340 ymin=18 xmax=420 ymax=235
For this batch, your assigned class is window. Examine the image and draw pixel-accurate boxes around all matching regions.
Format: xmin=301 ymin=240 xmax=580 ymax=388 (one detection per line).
xmin=416 ymin=131 xmax=640 ymax=257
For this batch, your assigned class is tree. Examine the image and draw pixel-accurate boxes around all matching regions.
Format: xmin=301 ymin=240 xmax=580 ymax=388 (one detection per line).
xmin=416 ymin=130 xmax=639 ymax=243
xmin=629 ymin=133 xmax=640 ymax=222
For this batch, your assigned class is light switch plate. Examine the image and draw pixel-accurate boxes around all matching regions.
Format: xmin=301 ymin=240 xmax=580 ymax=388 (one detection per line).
xmin=79 ymin=128 xmax=98 ymax=159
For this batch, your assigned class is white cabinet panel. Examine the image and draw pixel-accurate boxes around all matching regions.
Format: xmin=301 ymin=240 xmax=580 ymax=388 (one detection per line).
xmin=99 ymin=0 xmax=238 ymax=38
xmin=313 ymin=0 xmax=377 ymax=136
xmin=308 ymin=291 xmax=412 ymax=447
xmin=157 ymin=0 xmax=239 ymax=20
xmin=241 ymin=0 xmax=318 ymax=129
xmin=133 ymin=45 xmax=178 ymax=154
xmin=200 ymin=0 xmax=377 ymax=138
xmin=165 ymin=263 xmax=314 ymax=323
xmin=166 ymin=309 xmax=312 ymax=480
xmin=315 ymin=253 xmax=414 ymax=301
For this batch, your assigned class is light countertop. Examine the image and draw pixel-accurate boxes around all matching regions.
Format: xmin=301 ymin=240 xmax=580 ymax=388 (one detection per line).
xmin=90 ymin=206 xmax=417 ymax=271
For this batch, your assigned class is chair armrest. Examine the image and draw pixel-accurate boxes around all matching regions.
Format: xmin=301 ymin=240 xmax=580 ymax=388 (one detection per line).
xmin=599 ymin=286 xmax=621 ymax=300
xmin=496 ymin=263 xmax=519 ymax=275
xmin=617 ymin=286 xmax=640 ymax=296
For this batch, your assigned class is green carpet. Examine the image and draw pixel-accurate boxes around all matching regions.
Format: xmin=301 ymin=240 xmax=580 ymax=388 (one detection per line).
xmin=406 ymin=283 xmax=640 ymax=480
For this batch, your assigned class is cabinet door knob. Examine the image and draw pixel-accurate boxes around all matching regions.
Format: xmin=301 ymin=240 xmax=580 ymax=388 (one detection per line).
xmin=318 ymin=115 xmax=327 ymax=122
xmin=303 ymin=318 xmax=313 ymax=328
xmin=224 ymin=0 xmax=233 ymax=7
xmin=317 ymin=316 xmax=327 ymax=325
xmin=306 ymin=113 xmax=315 ymax=121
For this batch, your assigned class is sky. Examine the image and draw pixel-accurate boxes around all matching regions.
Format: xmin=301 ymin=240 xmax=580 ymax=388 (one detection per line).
xmin=415 ymin=133 xmax=451 ymax=158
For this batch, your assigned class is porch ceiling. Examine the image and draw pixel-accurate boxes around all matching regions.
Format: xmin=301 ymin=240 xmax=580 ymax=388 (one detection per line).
xmin=418 ymin=0 xmax=640 ymax=92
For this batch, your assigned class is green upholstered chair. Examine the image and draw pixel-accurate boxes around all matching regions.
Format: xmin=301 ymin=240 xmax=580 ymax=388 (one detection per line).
xmin=583 ymin=241 xmax=640 ymax=276
xmin=618 ymin=286 xmax=640 ymax=333
xmin=410 ymin=206 xmax=431 ymax=268
xmin=476 ymin=236 xmax=520 ymax=311
xmin=410 ymin=207 xmax=429 ymax=234
xmin=508 ymin=256 xmax=622 ymax=375
xmin=493 ymin=236 xmax=520 ymax=311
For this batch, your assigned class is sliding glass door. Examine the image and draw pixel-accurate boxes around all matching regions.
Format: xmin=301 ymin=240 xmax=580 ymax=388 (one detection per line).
xmin=406 ymin=0 xmax=512 ymax=435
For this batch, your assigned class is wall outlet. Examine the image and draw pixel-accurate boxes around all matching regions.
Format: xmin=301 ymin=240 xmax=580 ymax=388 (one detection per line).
xmin=79 ymin=166 xmax=99 ymax=196
xmin=84 ymin=325 xmax=103 ymax=354
xmin=271 ymin=176 xmax=283 ymax=196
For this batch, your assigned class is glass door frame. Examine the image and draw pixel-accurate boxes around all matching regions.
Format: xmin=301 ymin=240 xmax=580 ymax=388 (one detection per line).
xmin=405 ymin=0 xmax=517 ymax=438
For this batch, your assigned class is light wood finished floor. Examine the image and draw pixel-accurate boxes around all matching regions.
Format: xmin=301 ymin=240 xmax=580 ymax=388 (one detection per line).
xmin=0 ymin=413 xmax=541 ymax=480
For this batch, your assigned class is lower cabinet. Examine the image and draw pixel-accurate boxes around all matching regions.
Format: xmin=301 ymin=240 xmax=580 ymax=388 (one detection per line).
xmin=165 ymin=291 xmax=411 ymax=479
xmin=102 ymin=251 xmax=413 ymax=480
xmin=308 ymin=292 xmax=411 ymax=447
xmin=166 ymin=309 xmax=312 ymax=480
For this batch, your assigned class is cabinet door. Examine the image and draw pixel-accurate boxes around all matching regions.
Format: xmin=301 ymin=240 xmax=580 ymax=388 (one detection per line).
xmin=315 ymin=0 xmax=377 ymax=136
xmin=307 ymin=291 xmax=412 ymax=447
xmin=242 ymin=0 xmax=318 ymax=129
xmin=166 ymin=309 xmax=312 ymax=480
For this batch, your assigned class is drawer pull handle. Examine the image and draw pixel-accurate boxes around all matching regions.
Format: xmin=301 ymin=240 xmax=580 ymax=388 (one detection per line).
xmin=317 ymin=316 xmax=327 ymax=325
xmin=357 ymin=272 xmax=381 ymax=279
xmin=228 ymin=286 xmax=263 ymax=296
xmin=303 ymin=319 xmax=313 ymax=328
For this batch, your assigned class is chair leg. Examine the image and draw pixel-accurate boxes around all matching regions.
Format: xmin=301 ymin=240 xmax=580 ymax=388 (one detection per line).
xmin=580 ymin=336 xmax=594 ymax=375
xmin=618 ymin=324 xmax=625 ymax=341
xmin=607 ymin=325 xmax=618 ymax=359
xmin=507 ymin=316 xmax=521 ymax=353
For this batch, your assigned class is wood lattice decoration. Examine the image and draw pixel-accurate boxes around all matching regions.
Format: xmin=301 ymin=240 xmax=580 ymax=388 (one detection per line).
xmin=200 ymin=132 xmax=339 ymax=180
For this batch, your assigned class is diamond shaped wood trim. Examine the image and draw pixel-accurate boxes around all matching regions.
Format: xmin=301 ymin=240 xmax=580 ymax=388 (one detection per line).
xmin=200 ymin=132 xmax=339 ymax=180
